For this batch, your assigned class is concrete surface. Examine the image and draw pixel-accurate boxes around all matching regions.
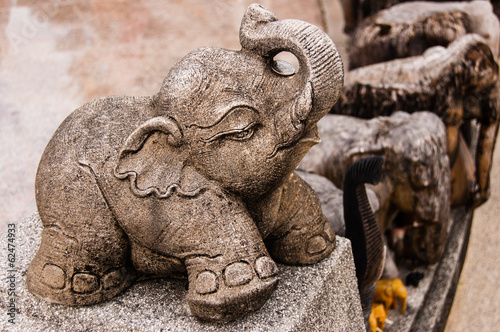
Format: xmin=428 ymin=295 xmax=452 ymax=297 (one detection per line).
xmin=444 ymin=136 xmax=500 ymax=331
xmin=0 ymin=214 xmax=364 ymax=331
xmin=0 ymin=0 xmax=498 ymax=331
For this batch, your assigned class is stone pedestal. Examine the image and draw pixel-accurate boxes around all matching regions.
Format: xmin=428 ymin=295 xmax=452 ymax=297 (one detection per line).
xmin=0 ymin=213 xmax=364 ymax=331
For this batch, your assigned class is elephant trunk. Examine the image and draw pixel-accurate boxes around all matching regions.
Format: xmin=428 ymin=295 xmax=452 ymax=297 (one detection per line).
xmin=343 ymin=156 xmax=386 ymax=331
xmin=239 ymin=4 xmax=344 ymax=132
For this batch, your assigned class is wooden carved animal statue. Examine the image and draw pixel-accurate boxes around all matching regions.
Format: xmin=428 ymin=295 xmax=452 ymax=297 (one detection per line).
xmin=299 ymin=112 xmax=450 ymax=264
xmin=333 ymin=34 xmax=499 ymax=207
xmin=348 ymin=1 xmax=500 ymax=69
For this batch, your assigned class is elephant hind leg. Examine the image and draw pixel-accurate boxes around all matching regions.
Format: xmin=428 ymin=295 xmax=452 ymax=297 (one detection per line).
xmin=265 ymin=172 xmax=336 ymax=265
xmin=27 ymin=162 xmax=136 ymax=305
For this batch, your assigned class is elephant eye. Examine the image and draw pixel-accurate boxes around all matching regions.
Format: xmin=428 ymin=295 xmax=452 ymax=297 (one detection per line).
xmin=223 ymin=125 xmax=257 ymax=141
xmin=272 ymin=51 xmax=299 ymax=76
xmin=201 ymin=122 xmax=259 ymax=143
xmin=410 ymin=163 xmax=433 ymax=188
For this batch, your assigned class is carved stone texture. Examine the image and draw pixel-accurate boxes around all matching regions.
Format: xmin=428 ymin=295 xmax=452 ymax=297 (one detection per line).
xmin=296 ymin=170 xmax=346 ymax=238
xmin=26 ymin=4 xmax=344 ymax=323
xmin=299 ymin=112 xmax=451 ymax=264
xmin=349 ymin=1 xmax=500 ymax=69
xmin=296 ymin=169 xmax=381 ymax=238
xmin=333 ymin=34 xmax=500 ymax=207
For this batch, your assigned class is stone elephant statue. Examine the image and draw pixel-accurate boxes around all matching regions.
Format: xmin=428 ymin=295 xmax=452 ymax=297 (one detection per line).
xmin=26 ymin=4 xmax=344 ymax=322
xmin=348 ymin=0 xmax=500 ymax=70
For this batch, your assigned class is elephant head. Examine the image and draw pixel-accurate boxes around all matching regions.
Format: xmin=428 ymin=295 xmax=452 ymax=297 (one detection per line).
xmin=114 ymin=4 xmax=344 ymax=200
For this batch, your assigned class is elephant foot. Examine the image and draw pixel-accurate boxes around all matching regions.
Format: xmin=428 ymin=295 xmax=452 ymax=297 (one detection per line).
xmin=470 ymin=181 xmax=490 ymax=209
xmin=185 ymin=255 xmax=279 ymax=322
xmin=267 ymin=217 xmax=336 ymax=265
xmin=262 ymin=172 xmax=336 ymax=265
xmin=26 ymin=227 xmax=136 ymax=306
xmin=369 ymin=303 xmax=388 ymax=332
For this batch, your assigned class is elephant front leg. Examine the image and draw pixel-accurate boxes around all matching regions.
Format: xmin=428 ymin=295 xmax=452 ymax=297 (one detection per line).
xmin=474 ymin=116 xmax=499 ymax=207
xmin=469 ymin=84 xmax=500 ymax=207
xmin=180 ymin=192 xmax=279 ymax=322
xmin=258 ymin=172 xmax=336 ymax=265
xmin=185 ymin=254 xmax=279 ymax=322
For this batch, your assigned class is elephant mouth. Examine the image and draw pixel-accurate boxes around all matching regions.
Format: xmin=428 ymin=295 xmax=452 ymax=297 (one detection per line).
xmin=267 ymin=125 xmax=321 ymax=159
xmin=297 ymin=125 xmax=321 ymax=147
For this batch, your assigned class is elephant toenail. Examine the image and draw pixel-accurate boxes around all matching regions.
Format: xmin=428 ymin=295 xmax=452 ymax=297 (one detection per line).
xmin=225 ymin=262 xmax=254 ymax=287
xmin=72 ymin=273 xmax=99 ymax=294
xmin=255 ymin=256 xmax=278 ymax=279
xmin=324 ymin=222 xmax=335 ymax=242
xmin=41 ymin=264 xmax=66 ymax=289
xmin=196 ymin=271 xmax=218 ymax=294
xmin=103 ymin=268 xmax=124 ymax=290
xmin=306 ymin=235 xmax=327 ymax=255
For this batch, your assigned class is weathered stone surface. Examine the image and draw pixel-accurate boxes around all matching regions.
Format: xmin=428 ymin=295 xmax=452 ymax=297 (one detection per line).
xmin=0 ymin=213 xmax=364 ymax=332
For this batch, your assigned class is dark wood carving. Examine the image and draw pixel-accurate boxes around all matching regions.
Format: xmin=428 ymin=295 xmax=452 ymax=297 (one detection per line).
xmin=333 ymin=34 xmax=500 ymax=207
xmin=348 ymin=1 xmax=500 ymax=69
xmin=343 ymin=157 xmax=386 ymax=330
xmin=299 ymin=112 xmax=451 ymax=264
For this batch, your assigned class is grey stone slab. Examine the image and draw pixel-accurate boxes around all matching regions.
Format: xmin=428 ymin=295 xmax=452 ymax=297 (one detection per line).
xmin=0 ymin=213 xmax=364 ymax=332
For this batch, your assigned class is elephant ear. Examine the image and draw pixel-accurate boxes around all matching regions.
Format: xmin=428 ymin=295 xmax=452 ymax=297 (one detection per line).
xmin=114 ymin=117 xmax=205 ymax=198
